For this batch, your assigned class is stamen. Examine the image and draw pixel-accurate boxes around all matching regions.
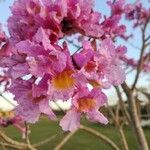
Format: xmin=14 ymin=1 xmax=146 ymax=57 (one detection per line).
xmin=52 ymin=70 xmax=75 ymax=90
xmin=78 ymin=98 xmax=96 ymax=112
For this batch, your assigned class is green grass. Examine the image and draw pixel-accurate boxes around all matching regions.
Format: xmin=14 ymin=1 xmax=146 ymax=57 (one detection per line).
xmin=3 ymin=117 xmax=150 ymax=150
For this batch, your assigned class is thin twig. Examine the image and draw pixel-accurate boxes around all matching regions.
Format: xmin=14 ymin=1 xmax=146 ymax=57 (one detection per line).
xmin=145 ymin=35 xmax=150 ymax=43
xmin=33 ymin=133 xmax=62 ymax=148
xmin=0 ymin=130 xmax=37 ymax=150
xmin=1 ymin=142 xmax=7 ymax=150
xmin=25 ymin=122 xmax=31 ymax=146
xmin=114 ymin=86 xmax=131 ymax=124
xmin=54 ymin=130 xmax=78 ymax=150
xmin=0 ymin=142 xmax=22 ymax=150
xmin=132 ymin=17 xmax=150 ymax=91
xmin=80 ymin=125 xmax=120 ymax=150
xmin=107 ymin=103 xmax=129 ymax=150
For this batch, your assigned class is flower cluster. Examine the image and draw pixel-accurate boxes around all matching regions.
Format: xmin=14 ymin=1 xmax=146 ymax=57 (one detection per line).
xmin=0 ymin=0 xmax=127 ymax=132
xmin=122 ymin=53 xmax=150 ymax=73
xmin=125 ymin=0 xmax=150 ymax=27
xmin=103 ymin=0 xmax=127 ymax=39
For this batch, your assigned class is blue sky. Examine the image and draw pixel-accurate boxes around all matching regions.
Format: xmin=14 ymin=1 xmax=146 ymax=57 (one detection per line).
xmin=0 ymin=0 xmax=13 ymax=26
xmin=0 ymin=0 xmax=149 ymax=108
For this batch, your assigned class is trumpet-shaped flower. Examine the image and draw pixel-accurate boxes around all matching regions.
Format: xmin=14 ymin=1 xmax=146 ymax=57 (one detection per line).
xmin=60 ymin=87 xmax=108 ymax=131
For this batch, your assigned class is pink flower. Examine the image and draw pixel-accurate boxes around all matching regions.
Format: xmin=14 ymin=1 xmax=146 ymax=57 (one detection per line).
xmin=15 ymin=28 xmax=67 ymax=77
xmin=73 ymin=41 xmax=95 ymax=69
xmin=60 ymin=0 xmax=103 ymax=37
xmin=97 ymin=39 xmax=126 ymax=85
xmin=107 ymin=0 xmax=125 ymax=15
xmin=60 ymin=87 xmax=108 ymax=131
xmin=48 ymin=61 xmax=76 ymax=101
xmin=125 ymin=1 xmax=150 ymax=27
xmin=8 ymin=0 xmax=104 ymax=45
xmin=0 ymin=54 xmax=30 ymax=79
xmin=59 ymin=109 xmax=81 ymax=132
xmin=122 ymin=53 xmax=150 ymax=73
xmin=8 ymin=0 xmax=42 ymax=43
xmin=73 ymin=39 xmax=126 ymax=86
xmin=9 ymin=77 xmax=56 ymax=123
xmin=101 ymin=15 xmax=126 ymax=39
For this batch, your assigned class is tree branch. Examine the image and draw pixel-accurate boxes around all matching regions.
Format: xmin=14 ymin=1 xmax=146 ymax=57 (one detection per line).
xmin=114 ymin=86 xmax=131 ymax=124
xmin=0 ymin=130 xmax=37 ymax=150
xmin=132 ymin=17 xmax=150 ymax=91
xmin=54 ymin=130 xmax=78 ymax=150
xmin=80 ymin=125 xmax=120 ymax=150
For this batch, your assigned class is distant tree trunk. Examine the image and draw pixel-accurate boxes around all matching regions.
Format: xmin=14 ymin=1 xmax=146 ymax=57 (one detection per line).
xmin=122 ymin=83 xmax=149 ymax=150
